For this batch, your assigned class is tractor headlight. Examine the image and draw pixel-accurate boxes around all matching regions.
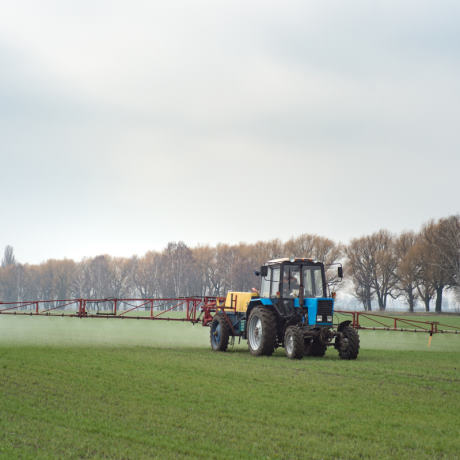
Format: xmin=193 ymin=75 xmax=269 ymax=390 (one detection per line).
xmin=316 ymin=315 xmax=322 ymax=322
xmin=327 ymin=316 xmax=333 ymax=322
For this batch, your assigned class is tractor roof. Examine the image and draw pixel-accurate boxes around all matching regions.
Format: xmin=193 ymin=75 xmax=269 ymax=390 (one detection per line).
xmin=266 ymin=257 xmax=316 ymax=265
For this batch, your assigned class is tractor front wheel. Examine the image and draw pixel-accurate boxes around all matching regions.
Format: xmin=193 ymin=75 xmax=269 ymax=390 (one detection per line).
xmin=305 ymin=338 xmax=327 ymax=357
xmin=210 ymin=313 xmax=230 ymax=351
xmin=337 ymin=326 xmax=360 ymax=360
xmin=284 ymin=326 xmax=304 ymax=359
xmin=247 ymin=307 xmax=277 ymax=356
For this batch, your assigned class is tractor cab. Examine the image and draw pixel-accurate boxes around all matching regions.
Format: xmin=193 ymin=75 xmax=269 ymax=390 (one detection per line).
xmin=258 ymin=258 xmax=326 ymax=300
xmin=253 ymin=258 xmax=342 ymax=327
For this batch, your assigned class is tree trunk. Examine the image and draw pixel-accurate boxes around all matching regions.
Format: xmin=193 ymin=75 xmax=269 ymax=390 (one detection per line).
xmin=363 ymin=286 xmax=372 ymax=311
xmin=424 ymin=295 xmax=430 ymax=312
xmin=408 ymin=291 xmax=414 ymax=313
xmin=435 ymin=286 xmax=443 ymax=313
xmin=366 ymin=288 xmax=372 ymax=311
xmin=376 ymin=291 xmax=384 ymax=311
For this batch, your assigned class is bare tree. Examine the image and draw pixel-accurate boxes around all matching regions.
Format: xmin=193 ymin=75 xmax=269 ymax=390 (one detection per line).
xmin=369 ymin=231 xmax=398 ymax=310
xmin=284 ymin=234 xmax=317 ymax=258
xmin=407 ymin=240 xmax=435 ymax=312
xmin=192 ymin=245 xmax=219 ymax=296
xmin=54 ymin=260 xmax=77 ymax=299
xmin=87 ymin=255 xmax=112 ymax=298
xmin=346 ymin=231 xmax=398 ymax=311
xmin=394 ymin=231 xmax=418 ymax=312
xmin=1 ymin=245 xmax=16 ymax=268
xmin=131 ymin=252 xmax=161 ymax=298
xmin=159 ymin=242 xmax=196 ymax=297
xmin=108 ymin=257 xmax=133 ymax=298
xmin=431 ymin=215 xmax=460 ymax=287
xmin=72 ymin=259 xmax=93 ymax=298
xmin=0 ymin=265 xmax=19 ymax=301
xmin=345 ymin=237 xmax=374 ymax=310
xmin=0 ymin=246 xmax=19 ymax=301
xmin=252 ymin=239 xmax=284 ymax=265
xmin=421 ymin=218 xmax=459 ymax=312
xmin=20 ymin=264 xmax=41 ymax=301
xmin=214 ymin=244 xmax=237 ymax=294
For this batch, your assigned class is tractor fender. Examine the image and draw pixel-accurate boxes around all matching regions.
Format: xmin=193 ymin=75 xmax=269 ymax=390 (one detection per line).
xmin=338 ymin=320 xmax=352 ymax=332
xmin=245 ymin=300 xmax=277 ymax=323
xmin=246 ymin=300 xmax=262 ymax=320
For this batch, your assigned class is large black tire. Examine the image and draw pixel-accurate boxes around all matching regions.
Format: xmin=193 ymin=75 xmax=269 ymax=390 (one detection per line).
xmin=210 ymin=313 xmax=230 ymax=351
xmin=247 ymin=307 xmax=277 ymax=356
xmin=284 ymin=326 xmax=304 ymax=359
xmin=304 ymin=338 xmax=327 ymax=357
xmin=337 ymin=326 xmax=360 ymax=360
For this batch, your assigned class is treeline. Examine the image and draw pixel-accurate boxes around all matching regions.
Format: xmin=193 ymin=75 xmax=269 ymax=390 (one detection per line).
xmin=346 ymin=215 xmax=459 ymax=312
xmin=0 ymin=215 xmax=458 ymax=312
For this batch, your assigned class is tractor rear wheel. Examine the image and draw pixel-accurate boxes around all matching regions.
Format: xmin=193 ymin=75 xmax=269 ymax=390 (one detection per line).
xmin=304 ymin=338 xmax=327 ymax=357
xmin=210 ymin=313 xmax=230 ymax=351
xmin=337 ymin=326 xmax=360 ymax=360
xmin=284 ymin=326 xmax=304 ymax=359
xmin=247 ymin=307 xmax=277 ymax=356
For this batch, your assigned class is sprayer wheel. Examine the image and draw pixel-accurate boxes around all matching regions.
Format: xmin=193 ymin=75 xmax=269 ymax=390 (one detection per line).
xmin=210 ymin=313 xmax=230 ymax=351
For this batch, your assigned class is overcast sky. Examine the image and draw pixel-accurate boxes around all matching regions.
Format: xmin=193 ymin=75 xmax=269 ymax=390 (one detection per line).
xmin=1 ymin=0 xmax=459 ymax=264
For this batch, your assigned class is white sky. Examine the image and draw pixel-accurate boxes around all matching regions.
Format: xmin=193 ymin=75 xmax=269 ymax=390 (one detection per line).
xmin=1 ymin=0 xmax=459 ymax=264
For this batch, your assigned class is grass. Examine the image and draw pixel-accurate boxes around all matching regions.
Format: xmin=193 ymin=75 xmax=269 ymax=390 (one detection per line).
xmin=1 ymin=315 xmax=459 ymax=459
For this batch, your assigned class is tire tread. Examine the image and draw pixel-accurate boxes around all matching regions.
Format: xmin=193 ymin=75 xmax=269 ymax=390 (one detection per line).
xmin=338 ymin=326 xmax=360 ymax=360
xmin=285 ymin=326 xmax=304 ymax=359
xmin=210 ymin=313 xmax=230 ymax=352
xmin=248 ymin=307 xmax=277 ymax=356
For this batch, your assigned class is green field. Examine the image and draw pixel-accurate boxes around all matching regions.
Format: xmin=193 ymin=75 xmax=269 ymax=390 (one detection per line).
xmin=1 ymin=315 xmax=459 ymax=459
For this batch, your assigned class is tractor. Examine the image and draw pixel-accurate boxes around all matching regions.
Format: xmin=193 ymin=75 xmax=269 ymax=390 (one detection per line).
xmin=210 ymin=258 xmax=359 ymax=359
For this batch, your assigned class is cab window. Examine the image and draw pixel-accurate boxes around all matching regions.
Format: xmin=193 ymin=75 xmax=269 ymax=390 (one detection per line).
xmin=313 ymin=269 xmax=324 ymax=297
xmin=303 ymin=269 xmax=313 ymax=297
xmin=260 ymin=269 xmax=271 ymax=297
xmin=270 ymin=268 xmax=280 ymax=297
xmin=302 ymin=267 xmax=324 ymax=298
xmin=282 ymin=265 xmax=300 ymax=298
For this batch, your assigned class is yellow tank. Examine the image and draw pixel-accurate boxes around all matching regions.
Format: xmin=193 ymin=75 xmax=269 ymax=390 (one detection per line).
xmin=219 ymin=291 xmax=257 ymax=313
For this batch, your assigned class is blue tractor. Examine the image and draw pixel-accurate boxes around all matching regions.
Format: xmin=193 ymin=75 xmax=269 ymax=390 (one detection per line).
xmin=209 ymin=258 xmax=359 ymax=359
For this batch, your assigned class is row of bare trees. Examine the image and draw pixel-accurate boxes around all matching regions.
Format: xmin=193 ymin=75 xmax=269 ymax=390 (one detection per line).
xmin=1 ymin=215 xmax=458 ymax=312
xmin=0 ymin=236 xmax=340 ymax=302
xmin=346 ymin=215 xmax=459 ymax=312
